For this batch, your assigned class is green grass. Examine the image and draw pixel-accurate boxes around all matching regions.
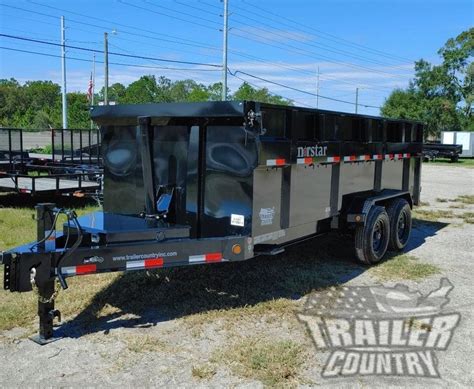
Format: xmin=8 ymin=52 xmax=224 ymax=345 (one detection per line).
xmin=192 ymin=364 xmax=217 ymax=380
xmin=214 ymin=337 xmax=305 ymax=387
xmin=412 ymin=208 xmax=455 ymax=221
xmin=426 ymin=158 xmax=474 ymax=168
xmin=369 ymin=254 xmax=440 ymax=281
xmin=0 ymin=198 xmax=103 ymax=331
xmin=0 ymin=201 xmax=366 ymax=333
xmin=453 ymin=195 xmax=474 ymax=205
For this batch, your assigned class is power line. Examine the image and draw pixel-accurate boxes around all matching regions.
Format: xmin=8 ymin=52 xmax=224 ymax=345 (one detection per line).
xmin=230 ymin=72 xmax=312 ymax=108
xmin=229 ymin=69 xmax=381 ymax=109
xmin=0 ymin=33 xmax=222 ymax=68
xmin=196 ymin=0 xmax=410 ymax=69
xmin=0 ymin=46 xmax=220 ymax=72
xmin=2 ymin=3 xmax=222 ymax=52
xmin=114 ymin=0 xmax=411 ymax=79
xmin=6 ymin=2 xmax=402 ymax=93
xmin=239 ymin=0 xmax=414 ymax=63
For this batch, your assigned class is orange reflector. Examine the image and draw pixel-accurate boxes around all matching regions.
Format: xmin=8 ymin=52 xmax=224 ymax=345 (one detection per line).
xmin=355 ymin=215 xmax=361 ymax=222
xmin=73 ymin=191 xmax=85 ymax=198
xmin=232 ymin=244 xmax=242 ymax=255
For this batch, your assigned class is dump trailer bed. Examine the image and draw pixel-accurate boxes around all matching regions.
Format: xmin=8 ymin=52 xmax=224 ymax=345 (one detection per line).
xmin=423 ymin=142 xmax=463 ymax=162
xmin=1 ymin=101 xmax=423 ymax=343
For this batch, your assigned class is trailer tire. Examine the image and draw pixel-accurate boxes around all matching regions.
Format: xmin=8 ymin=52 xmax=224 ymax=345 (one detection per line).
xmin=355 ymin=206 xmax=390 ymax=265
xmin=386 ymin=198 xmax=412 ymax=251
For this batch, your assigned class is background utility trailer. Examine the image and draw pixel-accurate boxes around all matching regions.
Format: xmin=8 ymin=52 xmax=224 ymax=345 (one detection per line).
xmin=1 ymin=101 xmax=423 ymax=343
xmin=0 ymin=128 xmax=102 ymax=196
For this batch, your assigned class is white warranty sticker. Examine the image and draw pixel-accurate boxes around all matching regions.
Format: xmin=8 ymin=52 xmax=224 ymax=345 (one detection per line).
xmin=231 ymin=214 xmax=245 ymax=227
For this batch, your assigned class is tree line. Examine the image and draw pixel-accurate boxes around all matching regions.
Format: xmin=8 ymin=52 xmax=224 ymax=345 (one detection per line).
xmin=1 ymin=28 xmax=471 ymax=137
xmin=0 ymin=77 xmax=290 ymax=130
xmin=381 ymin=28 xmax=473 ymax=136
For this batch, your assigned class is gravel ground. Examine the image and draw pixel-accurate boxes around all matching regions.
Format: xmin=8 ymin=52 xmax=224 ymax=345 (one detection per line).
xmin=0 ymin=164 xmax=473 ymax=388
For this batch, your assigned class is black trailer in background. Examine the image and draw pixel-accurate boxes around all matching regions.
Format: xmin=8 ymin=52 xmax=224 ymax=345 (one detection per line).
xmin=1 ymin=101 xmax=423 ymax=343
xmin=0 ymin=128 xmax=102 ymax=196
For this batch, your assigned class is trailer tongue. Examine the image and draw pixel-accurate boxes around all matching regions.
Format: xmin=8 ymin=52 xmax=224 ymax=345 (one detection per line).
xmin=1 ymin=101 xmax=423 ymax=343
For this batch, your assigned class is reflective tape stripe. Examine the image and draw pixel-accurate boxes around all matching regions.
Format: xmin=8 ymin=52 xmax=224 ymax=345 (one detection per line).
xmin=327 ymin=156 xmax=340 ymax=163
xmin=61 ymin=264 xmax=97 ymax=276
xmin=296 ymin=157 xmax=314 ymax=165
xmin=126 ymin=257 xmax=164 ymax=270
xmin=359 ymin=155 xmax=371 ymax=161
xmin=385 ymin=154 xmax=394 ymax=160
xmin=394 ymin=153 xmax=403 ymax=160
xmin=344 ymin=156 xmax=357 ymax=162
xmin=373 ymin=154 xmax=383 ymax=160
xmin=403 ymin=153 xmax=411 ymax=158
xmin=266 ymin=159 xmax=286 ymax=166
xmin=189 ymin=252 xmax=223 ymax=263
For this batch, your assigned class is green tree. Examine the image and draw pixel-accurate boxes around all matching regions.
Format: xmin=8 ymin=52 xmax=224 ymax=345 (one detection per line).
xmin=381 ymin=28 xmax=474 ymax=136
xmin=67 ymin=93 xmax=90 ymax=128
xmin=0 ymin=78 xmax=26 ymax=126
xmin=231 ymin=82 xmax=292 ymax=105
xmin=122 ymin=75 xmax=173 ymax=103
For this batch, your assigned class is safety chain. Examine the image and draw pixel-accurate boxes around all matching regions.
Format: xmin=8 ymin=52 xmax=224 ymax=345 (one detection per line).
xmin=30 ymin=268 xmax=61 ymax=304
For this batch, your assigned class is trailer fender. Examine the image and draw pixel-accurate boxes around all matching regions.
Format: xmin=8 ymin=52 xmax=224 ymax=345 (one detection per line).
xmin=344 ymin=190 xmax=412 ymax=226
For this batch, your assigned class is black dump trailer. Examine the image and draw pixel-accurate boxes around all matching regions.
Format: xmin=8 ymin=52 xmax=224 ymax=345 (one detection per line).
xmin=1 ymin=101 xmax=423 ymax=343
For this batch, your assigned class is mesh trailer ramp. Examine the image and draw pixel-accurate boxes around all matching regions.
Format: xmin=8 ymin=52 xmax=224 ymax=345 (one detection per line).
xmin=1 ymin=101 xmax=423 ymax=343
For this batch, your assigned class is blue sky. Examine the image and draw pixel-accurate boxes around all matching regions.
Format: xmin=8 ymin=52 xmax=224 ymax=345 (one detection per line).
xmin=0 ymin=0 xmax=472 ymax=114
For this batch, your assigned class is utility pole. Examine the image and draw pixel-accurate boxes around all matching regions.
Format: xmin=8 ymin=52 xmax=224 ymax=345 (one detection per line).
xmin=221 ymin=0 xmax=229 ymax=101
xmin=355 ymin=87 xmax=359 ymax=114
xmin=316 ymin=66 xmax=320 ymax=109
xmin=104 ymin=32 xmax=109 ymax=105
xmin=60 ymin=16 xmax=68 ymax=129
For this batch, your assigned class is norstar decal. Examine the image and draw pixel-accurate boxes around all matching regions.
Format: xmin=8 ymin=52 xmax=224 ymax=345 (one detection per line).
xmin=297 ymin=145 xmax=328 ymax=158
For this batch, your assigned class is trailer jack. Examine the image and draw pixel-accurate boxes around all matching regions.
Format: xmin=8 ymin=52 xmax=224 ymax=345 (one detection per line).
xmin=30 ymin=278 xmax=62 ymax=345
xmin=29 ymin=203 xmax=64 ymax=345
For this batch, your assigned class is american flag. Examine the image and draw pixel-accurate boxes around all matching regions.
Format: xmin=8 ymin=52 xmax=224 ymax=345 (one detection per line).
xmin=87 ymin=72 xmax=93 ymax=103
xmin=301 ymin=279 xmax=452 ymax=319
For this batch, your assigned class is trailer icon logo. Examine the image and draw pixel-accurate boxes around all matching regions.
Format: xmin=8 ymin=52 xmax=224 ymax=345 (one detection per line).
xmin=297 ymin=278 xmax=460 ymax=378
xmin=259 ymin=207 xmax=275 ymax=226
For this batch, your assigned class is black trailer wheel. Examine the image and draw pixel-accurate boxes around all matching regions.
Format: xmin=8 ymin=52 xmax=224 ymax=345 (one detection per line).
xmin=386 ymin=198 xmax=412 ymax=251
xmin=450 ymin=155 xmax=459 ymax=162
xmin=355 ymin=206 xmax=390 ymax=265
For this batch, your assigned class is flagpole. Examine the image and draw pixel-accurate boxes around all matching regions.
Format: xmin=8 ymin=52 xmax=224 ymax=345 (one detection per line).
xmin=90 ymin=53 xmax=95 ymax=130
